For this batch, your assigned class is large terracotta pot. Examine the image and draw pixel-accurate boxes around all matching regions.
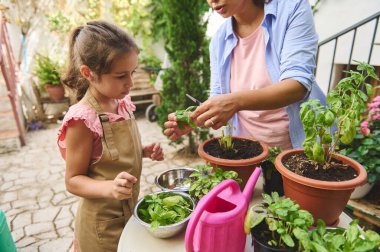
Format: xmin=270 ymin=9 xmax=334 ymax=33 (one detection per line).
xmin=46 ymin=84 xmax=65 ymax=101
xmin=275 ymin=149 xmax=367 ymax=226
xmin=198 ymin=136 xmax=269 ymax=189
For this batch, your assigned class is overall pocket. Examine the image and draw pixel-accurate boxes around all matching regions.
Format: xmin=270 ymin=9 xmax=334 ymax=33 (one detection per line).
xmin=96 ymin=216 xmax=125 ymax=251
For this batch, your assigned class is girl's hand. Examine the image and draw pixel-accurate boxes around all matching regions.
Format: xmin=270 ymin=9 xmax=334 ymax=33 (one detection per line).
xmin=143 ymin=143 xmax=164 ymax=161
xmin=110 ymin=172 xmax=137 ymax=200
xmin=163 ymin=113 xmax=193 ymax=141
xmin=190 ymin=94 xmax=239 ymax=129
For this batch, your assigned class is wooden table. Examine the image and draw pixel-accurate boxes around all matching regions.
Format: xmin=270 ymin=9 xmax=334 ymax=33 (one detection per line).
xmin=118 ymin=177 xmax=353 ymax=252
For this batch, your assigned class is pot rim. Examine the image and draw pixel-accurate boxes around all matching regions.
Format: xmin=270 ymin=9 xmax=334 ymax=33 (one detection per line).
xmin=275 ymin=149 xmax=367 ymax=190
xmin=198 ymin=136 xmax=269 ymax=166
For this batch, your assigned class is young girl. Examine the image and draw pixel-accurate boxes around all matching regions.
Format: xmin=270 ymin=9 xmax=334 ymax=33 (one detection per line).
xmin=164 ymin=0 xmax=326 ymax=150
xmin=57 ymin=21 xmax=164 ymax=252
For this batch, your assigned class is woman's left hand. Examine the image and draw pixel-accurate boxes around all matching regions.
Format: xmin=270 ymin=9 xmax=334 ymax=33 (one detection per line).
xmin=190 ymin=93 xmax=239 ymax=129
xmin=143 ymin=143 xmax=164 ymax=161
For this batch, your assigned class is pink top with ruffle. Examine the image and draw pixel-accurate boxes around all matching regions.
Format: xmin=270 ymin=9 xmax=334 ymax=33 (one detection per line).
xmin=57 ymin=96 xmax=136 ymax=163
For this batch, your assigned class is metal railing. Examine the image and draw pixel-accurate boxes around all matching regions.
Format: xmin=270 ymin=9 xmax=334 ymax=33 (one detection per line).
xmin=316 ymin=11 xmax=380 ymax=91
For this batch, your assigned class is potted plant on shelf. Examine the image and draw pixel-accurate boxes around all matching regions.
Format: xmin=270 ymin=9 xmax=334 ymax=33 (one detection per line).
xmin=339 ymin=96 xmax=380 ymax=199
xmin=244 ymin=192 xmax=314 ymax=251
xmin=34 ymin=54 xmax=64 ymax=101
xmin=275 ymin=62 xmax=377 ymax=226
xmin=198 ymin=124 xmax=269 ymax=188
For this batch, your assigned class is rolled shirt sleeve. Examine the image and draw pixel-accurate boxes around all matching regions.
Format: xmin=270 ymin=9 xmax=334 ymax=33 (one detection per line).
xmin=279 ymin=0 xmax=318 ymax=98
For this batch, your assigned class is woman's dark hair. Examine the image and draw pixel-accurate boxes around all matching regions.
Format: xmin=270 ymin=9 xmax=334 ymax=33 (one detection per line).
xmin=252 ymin=0 xmax=272 ymax=6
xmin=62 ymin=20 xmax=138 ymax=101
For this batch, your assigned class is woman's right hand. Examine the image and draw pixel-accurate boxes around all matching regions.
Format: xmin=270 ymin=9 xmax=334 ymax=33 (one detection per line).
xmin=163 ymin=113 xmax=193 ymax=141
xmin=110 ymin=172 xmax=137 ymax=200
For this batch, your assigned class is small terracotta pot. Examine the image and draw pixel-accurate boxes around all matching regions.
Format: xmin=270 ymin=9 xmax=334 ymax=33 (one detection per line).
xmin=198 ymin=136 xmax=269 ymax=189
xmin=46 ymin=84 xmax=65 ymax=101
xmin=275 ymin=149 xmax=367 ymax=226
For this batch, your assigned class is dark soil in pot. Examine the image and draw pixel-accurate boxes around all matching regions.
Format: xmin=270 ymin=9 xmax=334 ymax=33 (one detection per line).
xmin=283 ymin=152 xmax=358 ymax=181
xmin=204 ymin=138 xmax=262 ymax=160
xmin=251 ymin=221 xmax=296 ymax=252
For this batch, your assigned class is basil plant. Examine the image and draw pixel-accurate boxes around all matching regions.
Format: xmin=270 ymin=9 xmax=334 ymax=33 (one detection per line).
xmin=300 ymin=62 xmax=378 ymax=164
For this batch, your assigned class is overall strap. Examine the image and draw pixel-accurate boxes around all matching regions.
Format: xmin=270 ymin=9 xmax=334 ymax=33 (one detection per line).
xmin=85 ymin=90 xmax=119 ymax=160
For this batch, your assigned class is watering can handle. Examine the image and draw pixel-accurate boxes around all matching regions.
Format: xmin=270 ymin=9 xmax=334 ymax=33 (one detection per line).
xmin=243 ymin=167 xmax=262 ymax=200
xmin=185 ymin=179 xmax=240 ymax=252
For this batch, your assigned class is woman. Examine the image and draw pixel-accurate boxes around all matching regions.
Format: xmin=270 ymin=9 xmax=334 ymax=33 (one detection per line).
xmin=164 ymin=0 xmax=325 ymax=150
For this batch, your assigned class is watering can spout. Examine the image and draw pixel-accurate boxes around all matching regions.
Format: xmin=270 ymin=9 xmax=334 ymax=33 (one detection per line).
xmin=242 ymin=167 xmax=261 ymax=201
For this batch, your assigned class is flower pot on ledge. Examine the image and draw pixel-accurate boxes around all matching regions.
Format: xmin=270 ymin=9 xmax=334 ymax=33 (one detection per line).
xmin=198 ymin=136 xmax=269 ymax=189
xmin=275 ymin=149 xmax=367 ymax=226
xmin=45 ymin=84 xmax=65 ymax=101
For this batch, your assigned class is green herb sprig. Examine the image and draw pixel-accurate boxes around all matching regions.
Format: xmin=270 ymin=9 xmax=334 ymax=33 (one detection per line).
xmin=137 ymin=192 xmax=193 ymax=230
xmin=175 ymin=106 xmax=197 ymax=130
xmin=218 ymin=123 xmax=235 ymax=151
xmin=186 ymin=164 xmax=242 ymax=201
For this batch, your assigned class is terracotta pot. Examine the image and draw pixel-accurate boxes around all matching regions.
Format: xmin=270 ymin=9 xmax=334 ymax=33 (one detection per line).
xmin=46 ymin=84 xmax=65 ymax=101
xmin=198 ymin=136 xmax=269 ymax=189
xmin=275 ymin=149 xmax=367 ymax=226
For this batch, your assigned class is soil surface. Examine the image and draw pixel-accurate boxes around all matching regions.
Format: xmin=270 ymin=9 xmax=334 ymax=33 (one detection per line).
xmin=283 ymin=152 xmax=358 ymax=181
xmin=204 ymin=138 xmax=262 ymax=160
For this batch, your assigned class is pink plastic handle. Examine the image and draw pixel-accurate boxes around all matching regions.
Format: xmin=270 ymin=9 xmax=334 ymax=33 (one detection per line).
xmin=185 ymin=179 xmax=241 ymax=252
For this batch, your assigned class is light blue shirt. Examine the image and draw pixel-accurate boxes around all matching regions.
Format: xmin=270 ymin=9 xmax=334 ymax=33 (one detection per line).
xmin=209 ymin=0 xmax=326 ymax=148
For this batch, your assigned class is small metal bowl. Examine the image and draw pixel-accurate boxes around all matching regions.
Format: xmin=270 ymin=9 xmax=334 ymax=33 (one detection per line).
xmin=155 ymin=167 xmax=197 ymax=192
xmin=133 ymin=191 xmax=194 ymax=238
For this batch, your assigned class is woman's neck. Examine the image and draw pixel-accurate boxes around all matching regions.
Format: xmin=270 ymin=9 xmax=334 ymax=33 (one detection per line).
xmin=233 ymin=3 xmax=264 ymax=38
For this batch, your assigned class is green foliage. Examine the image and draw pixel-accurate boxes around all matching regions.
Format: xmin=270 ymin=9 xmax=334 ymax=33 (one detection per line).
xmin=244 ymin=192 xmax=314 ymax=249
xmin=33 ymin=54 xmax=61 ymax=86
xmin=340 ymin=126 xmax=380 ymax=184
xmin=175 ymin=106 xmax=197 ymax=130
xmin=186 ymin=164 xmax=242 ymax=201
xmin=218 ymin=124 xmax=235 ymax=151
xmin=137 ymin=192 xmax=193 ymax=230
xmin=295 ymin=219 xmax=380 ymax=252
xmin=154 ymin=0 xmax=211 ymax=153
xmin=301 ymin=62 xmax=379 ymax=164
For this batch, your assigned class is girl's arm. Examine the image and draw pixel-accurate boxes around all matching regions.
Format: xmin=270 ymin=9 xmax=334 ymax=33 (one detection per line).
xmin=65 ymin=120 xmax=136 ymax=199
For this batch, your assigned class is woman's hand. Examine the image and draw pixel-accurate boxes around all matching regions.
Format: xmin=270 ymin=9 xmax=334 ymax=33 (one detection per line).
xmin=143 ymin=143 xmax=164 ymax=161
xmin=110 ymin=172 xmax=137 ymax=200
xmin=190 ymin=94 xmax=239 ymax=129
xmin=163 ymin=113 xmax=194 ymax=141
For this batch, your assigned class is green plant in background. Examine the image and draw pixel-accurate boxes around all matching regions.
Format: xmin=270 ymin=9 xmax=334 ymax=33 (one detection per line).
xmin=300 ymin=62 xmax=378 ymax=165
xmin=186 ymin=164 xmax=242 ymax=201
xmin=339 ymin=96 xmax=380 ymax=184
xmin=244 ymin=192 xmax=314 ymax=249
xmin=218 ymin=123 xmax=235 ymax=152
xmin=262 ymin=146 xmax=282 ymax=179
xmin=140 ymin=53 xmax=162 ymax=85
xmin=33 ymin=54 xmax=61 ymax=89
xmin=137 ymin=192 xmax=192 ymax=230
xmin=294 ymin=219 xmax=380 ymax=252
xmin=155 ymin=0 xmax=211 ymax=154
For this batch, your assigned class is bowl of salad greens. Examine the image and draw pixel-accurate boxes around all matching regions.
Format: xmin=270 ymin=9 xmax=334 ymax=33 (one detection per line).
xmin=134 ymin=191 xmax=194 ymax=238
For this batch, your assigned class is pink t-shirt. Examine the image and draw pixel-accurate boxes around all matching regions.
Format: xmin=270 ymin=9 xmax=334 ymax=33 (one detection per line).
xmin=230 ymin=27 xmax=292 ymax=150
xmin=57 ymin=95 xmax=136 ymax=163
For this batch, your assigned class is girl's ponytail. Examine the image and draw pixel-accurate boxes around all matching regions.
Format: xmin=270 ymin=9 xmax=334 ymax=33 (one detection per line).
xmin=61 ymin=26 xmax=90 ymax=101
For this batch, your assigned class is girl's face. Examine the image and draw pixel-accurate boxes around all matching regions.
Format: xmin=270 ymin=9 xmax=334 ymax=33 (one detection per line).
xmin=96 ymin=51 xmax=138 ymax=100
xmin=207 ymin=0 xmax=248 ymax=18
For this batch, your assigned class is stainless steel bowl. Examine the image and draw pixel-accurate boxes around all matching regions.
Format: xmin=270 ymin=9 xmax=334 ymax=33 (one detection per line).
xmin=133 ymin=191 xmax=194 ymax=238
xmin=155 ymin=167 xmax=197 ymax=192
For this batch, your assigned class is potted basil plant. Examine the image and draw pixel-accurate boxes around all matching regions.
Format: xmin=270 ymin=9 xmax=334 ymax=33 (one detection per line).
xmin=275 ymin=62 xmax=377 ymax=225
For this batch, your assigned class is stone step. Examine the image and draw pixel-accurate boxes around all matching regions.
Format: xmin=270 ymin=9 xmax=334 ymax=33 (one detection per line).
xmin=0 ymin=110 xmax=17 ymax=131
xmin=0 ymin=95 xmax=12 ymax=112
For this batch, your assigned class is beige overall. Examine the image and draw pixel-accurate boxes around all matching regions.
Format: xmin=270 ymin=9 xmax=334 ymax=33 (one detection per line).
xmin=75 ymin=90 xmax=142 ymax=252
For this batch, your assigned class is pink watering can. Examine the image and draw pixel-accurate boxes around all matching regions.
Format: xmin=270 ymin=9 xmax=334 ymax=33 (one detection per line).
xmin=185 ymin=167 xmax=262 ymax=252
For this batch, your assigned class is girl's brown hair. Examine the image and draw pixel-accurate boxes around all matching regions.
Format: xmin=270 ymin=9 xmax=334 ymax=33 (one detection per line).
xmin=62 ymin=20 xmax=138 ymax=101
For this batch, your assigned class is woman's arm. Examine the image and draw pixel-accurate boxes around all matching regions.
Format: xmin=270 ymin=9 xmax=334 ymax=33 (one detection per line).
xmin=65 ymin=120 xmax=136 ymax=199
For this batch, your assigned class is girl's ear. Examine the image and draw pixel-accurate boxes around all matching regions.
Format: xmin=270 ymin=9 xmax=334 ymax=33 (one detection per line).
xmin=79 ymin=65 xmax=93 ymax=81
